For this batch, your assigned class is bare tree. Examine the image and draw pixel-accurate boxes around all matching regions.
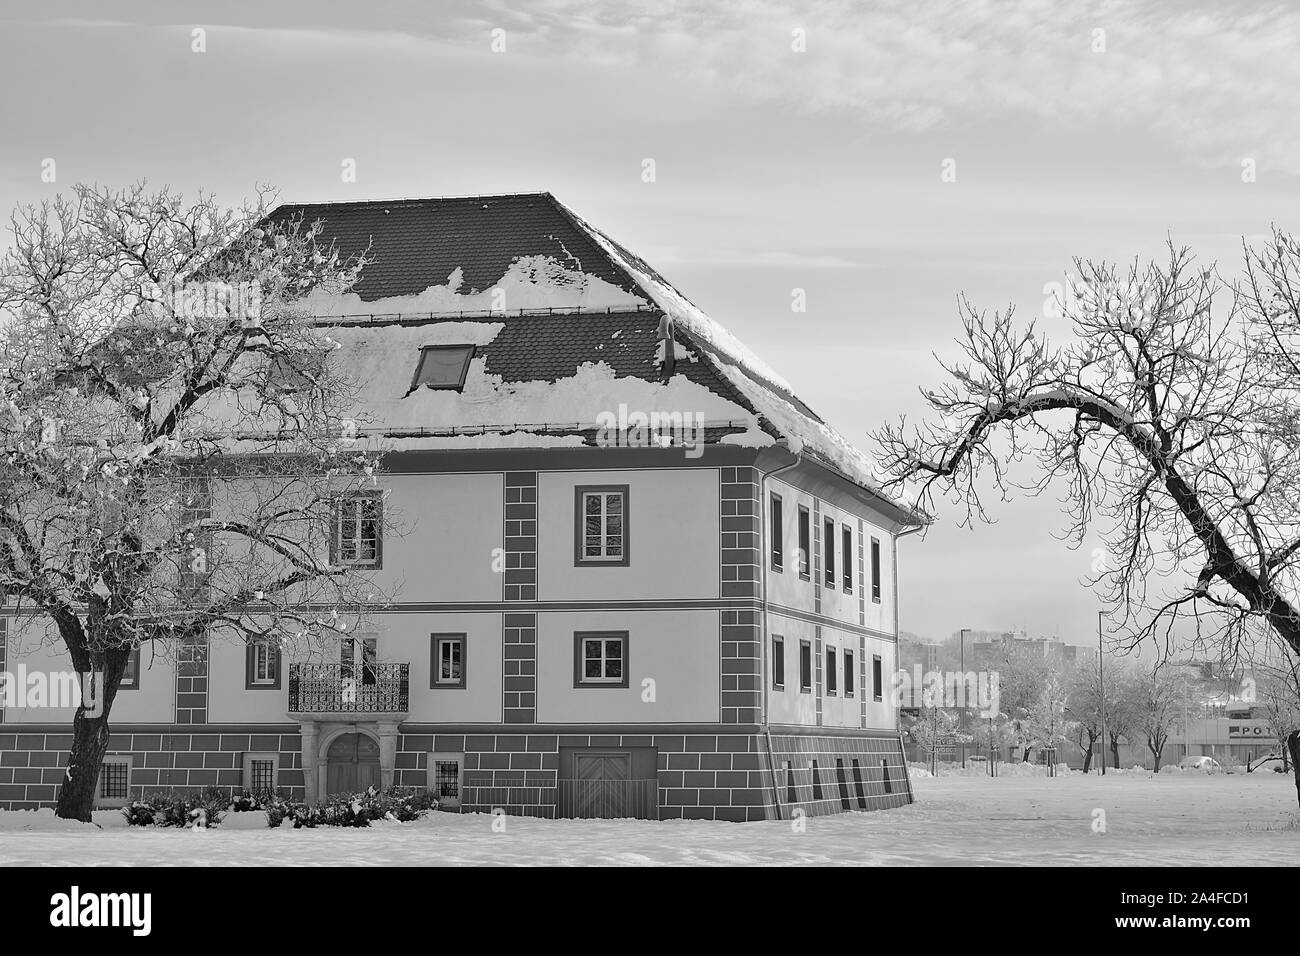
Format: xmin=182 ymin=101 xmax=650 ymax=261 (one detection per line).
xmin=1065 ymin=662 xmax=1105 ymax=772
xmin=0 ymin=183 xmax=386 ymax=820
xmin=1023 ymin=669 xmax=1072 ymax=767
xmin=875 ymin=238 xmax=1300 ymax=661
xmin=1136 ymin=669 xmax=1181 ymax=772
xmin=905 ymin=705 xmax=966 ymax=775
xmin=981 ymin=642 xmax=1050 ymax=761
xmin=874 ymin=234 xmax=1300 ymax=801
xmin=1244 ymin=636 xmax=1300 ymax=797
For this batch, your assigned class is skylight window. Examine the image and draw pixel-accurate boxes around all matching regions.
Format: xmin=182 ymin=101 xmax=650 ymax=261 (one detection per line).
xmin=411 ymin=345 xmax=474 ymax=392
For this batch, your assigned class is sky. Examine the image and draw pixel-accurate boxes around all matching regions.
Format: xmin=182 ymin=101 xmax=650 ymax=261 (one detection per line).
xmin=2 ymin=0 xmax=1299 ymax=648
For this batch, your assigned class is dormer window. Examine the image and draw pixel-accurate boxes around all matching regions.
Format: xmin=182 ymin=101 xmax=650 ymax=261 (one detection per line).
xmin=411 ymin=345 xmax=474 ymax=392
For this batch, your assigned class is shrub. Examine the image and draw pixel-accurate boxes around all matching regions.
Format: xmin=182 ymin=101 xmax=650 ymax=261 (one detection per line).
xmin=121 ymin=785 xmax=438 ymax=828
xmin=121 ymin=800 xmax=158 ymax=826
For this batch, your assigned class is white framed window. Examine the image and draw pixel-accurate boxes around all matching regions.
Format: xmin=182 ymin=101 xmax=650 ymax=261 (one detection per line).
xmin=96 ymin=755 xmax=133 ymax=808
xmin=245 ymin=639 xmax=281 ymax=690
xmin=242 ymin=752 xmax=280 ymax=793
xmin=575 ymin=486 xmax=629 ymax=565
xmin=178 ymin=478 xmax=212 ymax=602
xmin=341 ymin=635 xmax=378 ymax=686
xmin=431 ymin=633 xmax=466 ymax=688
xmin=770 ymin=493 xmax=784 ymax=571
xmin=574 ymin=631 xmax=629 ymax=687
xmin=334 ymin=492 xmax=383 ymax=568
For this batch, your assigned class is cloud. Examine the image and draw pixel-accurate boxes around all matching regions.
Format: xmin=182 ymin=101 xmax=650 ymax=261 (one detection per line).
xmin=466 ymin=0 xmax=1300 ymax=175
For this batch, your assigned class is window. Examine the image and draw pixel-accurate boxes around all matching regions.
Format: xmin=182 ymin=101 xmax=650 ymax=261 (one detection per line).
xmin=772 ymin=635 xmax=785 ymax=689
xmin=852 ymin=759 xmax=867 ymax=809
xmin=770 ymin=493 xmax=783 ymax=571
xmin=823 ymin=517 xmax=835 ymax=587
xmin=341 ymin=636 xmax=378 ymax=686
xmin=827 ymin=647 xmax=837 ymax=695
xmin=873 ymin=655 xmax=883 ymax=701
xmin=575 ymin=486 xmax=629 ymax=566
xmin=431 ymin=633 xmax=466 ymax=688
xmin=334 ymin=492 xmax=383 ymax=568
xmin=871 ymin=537 xmax=882 ymax=603
xmin=94 ymin=646 xmax=142 ymax=691
xmin=242 ymin=752 xmax=279 ymax=793
xmin=836 ymin=758 xmax=852 ymax=810
xmin=842 ymin=525 xmax=853 ymax=592
xmin=799 ymin=640 xmax=812 ymax=693
xmin=96 ymin=756 xmax=132 ymax=808
xmin=410 ymin=345 xmax=474 ymax=391
xmin=178 ymin=479 xmax=212 ymax=603
xmin=785 ymin=761 xmax=796 ymax=804
xmin=429 ymin=753 xmax=463 ymax=806
xmin=120 ymin=646 xmax=141 ymax=689
xmin=574 ymin=631 xmax=629 ymax=687
xmin=245 ymin=640 xmax=281 ymax=690
xmin=811 ymin=760 xmax=824 ymax=800
xmin=844 ymin=649 xmax=855 ymax=698
xmin=797 ymin=506 xmax=810 ymax=579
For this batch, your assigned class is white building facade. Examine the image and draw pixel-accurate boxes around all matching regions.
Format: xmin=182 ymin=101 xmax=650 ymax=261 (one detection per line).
xmin=0 ymin=194 xmax=923 ymax=820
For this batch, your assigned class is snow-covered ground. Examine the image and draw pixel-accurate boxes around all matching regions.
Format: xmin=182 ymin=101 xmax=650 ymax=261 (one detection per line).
xmin=0 ymin=773 xmax=1294 ymax=865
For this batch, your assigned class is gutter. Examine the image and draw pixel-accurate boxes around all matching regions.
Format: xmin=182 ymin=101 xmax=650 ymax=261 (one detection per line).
xmin=893 ymin=522 xmax=925 ymax=805
xmin=757 ymin=445 xmax=803 ymax=821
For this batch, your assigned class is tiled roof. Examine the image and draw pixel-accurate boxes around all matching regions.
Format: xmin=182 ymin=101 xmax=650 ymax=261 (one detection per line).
xmin=328 ymin=310 xmax=760 ymax=417
xmin=269 ymin=193 xmax=637 ymax=300
xmin=271 ymin=193 xmax=922 ymax=521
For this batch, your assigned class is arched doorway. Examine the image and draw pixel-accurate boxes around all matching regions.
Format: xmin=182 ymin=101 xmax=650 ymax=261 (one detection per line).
xmin=325 ymin=732 xmax=381 ymax=796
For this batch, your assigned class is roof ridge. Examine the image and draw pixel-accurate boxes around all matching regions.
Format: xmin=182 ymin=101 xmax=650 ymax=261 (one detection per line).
xmin=274 ymin=192 xmax=554 ymax=212
xmin=310 ymin=306 xmax=662 ymax=328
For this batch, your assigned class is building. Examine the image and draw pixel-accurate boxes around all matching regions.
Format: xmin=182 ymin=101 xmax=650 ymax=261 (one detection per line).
xmin=0 ymin=193 xmax=925 ymax=820
xmin=969 ymin=630 xmax=1095 ymax=669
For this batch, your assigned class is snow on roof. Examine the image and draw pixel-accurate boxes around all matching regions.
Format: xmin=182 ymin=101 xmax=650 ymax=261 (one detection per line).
xmin=553 ymin=199 xmax=906 ymax=507
xmin=323 ymin=319 xmax=759 ymax=433
xmin=265 ymin=194 xmax=920 ymax=518
xmin=555 ymin=201 xmax=796 ymax=395
xmin=299 ymin=257 xmax=644 ymax=317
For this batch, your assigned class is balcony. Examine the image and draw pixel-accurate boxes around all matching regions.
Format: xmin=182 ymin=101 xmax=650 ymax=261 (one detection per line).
xmin=288 ymin=663 xmax=409 ymax=715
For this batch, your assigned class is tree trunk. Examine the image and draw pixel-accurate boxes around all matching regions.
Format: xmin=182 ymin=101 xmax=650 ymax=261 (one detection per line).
xmin=1287 ymin=730 xmax=1300 ymax=810
xmin=54 ymin=704 xmax=116 ymax=821
xmin=53 ymin=626 xmax=132 ymax=822
xmin=1110 ymin=735 xmax=1120 ymax=769
xmin=1149 ymin=739 xmax=1164 ymax=772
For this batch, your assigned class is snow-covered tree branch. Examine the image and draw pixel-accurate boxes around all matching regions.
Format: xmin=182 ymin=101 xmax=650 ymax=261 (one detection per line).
xmin=0 ymin=183 xmax=387 ymax=819
xmin=875 ymin=238 xmax=1300 ymax=664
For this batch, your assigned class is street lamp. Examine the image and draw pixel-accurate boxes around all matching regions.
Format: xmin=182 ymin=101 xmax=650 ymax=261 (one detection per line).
xmin=1098 ymin=610 xmax=1107 ymax=775
xmin=960 ymin=628 xmax=969 ymax=768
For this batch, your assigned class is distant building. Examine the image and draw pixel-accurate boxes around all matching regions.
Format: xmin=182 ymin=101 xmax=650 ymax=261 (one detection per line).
xmin=968 ymin=630 xmax=1095 ymax=668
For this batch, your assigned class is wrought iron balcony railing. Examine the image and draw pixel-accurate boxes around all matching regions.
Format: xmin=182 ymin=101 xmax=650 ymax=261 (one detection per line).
xmin=288 ymin=663 xmax=409 ymax=714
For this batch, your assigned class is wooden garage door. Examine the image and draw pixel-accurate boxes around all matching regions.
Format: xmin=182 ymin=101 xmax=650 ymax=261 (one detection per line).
xmin=571 ymin=752 xmax=632 ymax=819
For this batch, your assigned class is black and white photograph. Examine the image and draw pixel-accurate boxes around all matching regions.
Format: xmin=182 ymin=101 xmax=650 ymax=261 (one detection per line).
xmin=0 ymin=0 xmax=1295 ymax=930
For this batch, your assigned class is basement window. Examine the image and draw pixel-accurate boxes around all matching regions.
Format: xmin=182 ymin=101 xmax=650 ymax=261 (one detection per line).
xmin=96 ymin=756 xmax=133 ymax=808
xmin=410 ymin=345 xmax=475 ymax=392
xmin=243 ymin=752 xmax=279 ymax=793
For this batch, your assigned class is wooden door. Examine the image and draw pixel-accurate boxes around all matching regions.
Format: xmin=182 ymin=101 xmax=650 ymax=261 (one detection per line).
xmin=572 ymin=752 xmax=632 ymax=818
xmin=325 ymin=733 xmax=381 ymax=797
